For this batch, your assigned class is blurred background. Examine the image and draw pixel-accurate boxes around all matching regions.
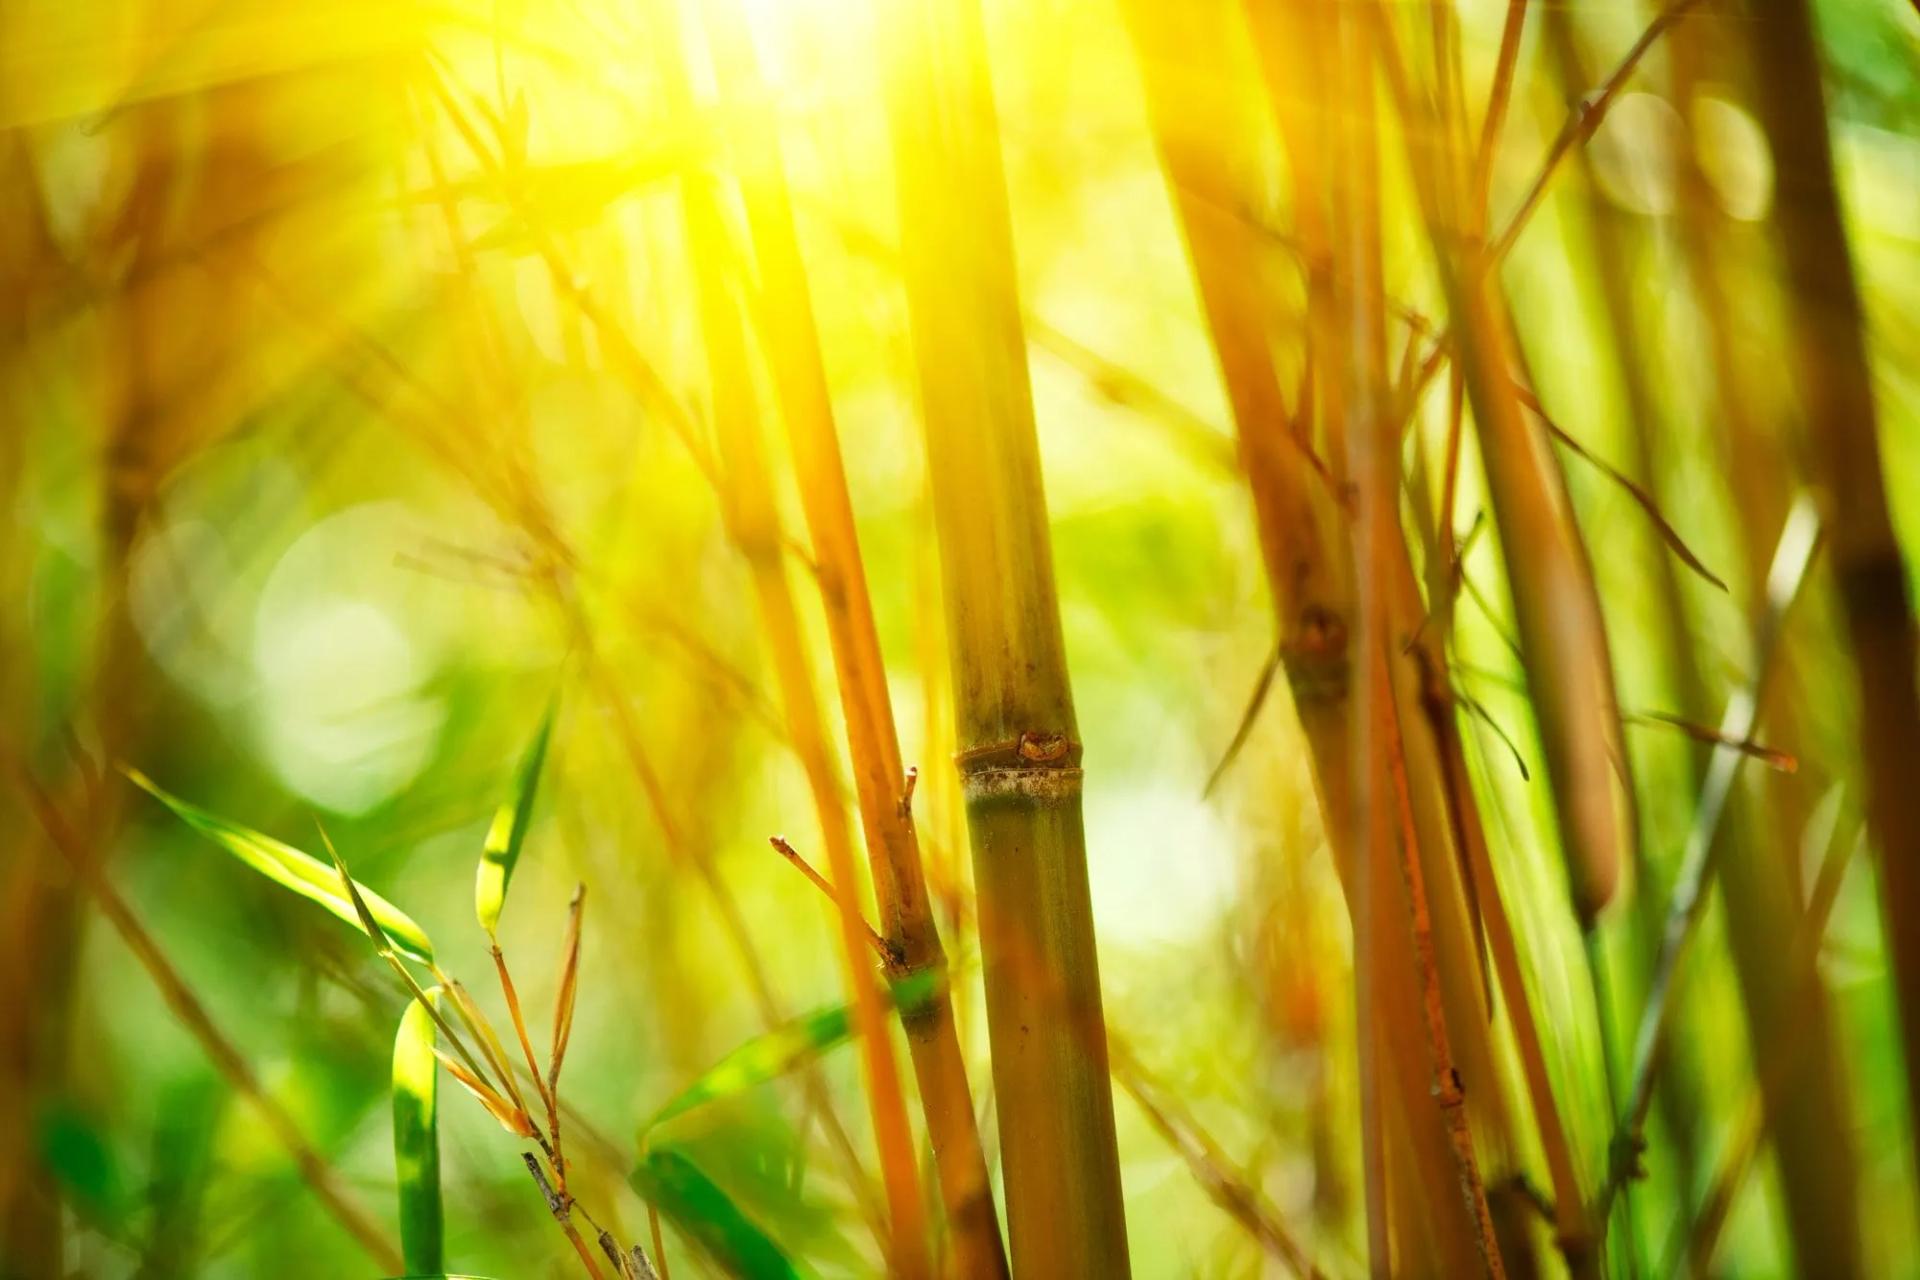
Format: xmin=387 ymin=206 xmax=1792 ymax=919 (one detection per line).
xmin=1 ymin=0 xmax=1918 ymax=1275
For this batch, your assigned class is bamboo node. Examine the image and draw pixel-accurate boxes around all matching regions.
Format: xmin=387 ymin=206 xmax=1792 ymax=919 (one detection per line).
xmin=954 ymin=733 xmax=1083 ymax=773
xmin=956 ymin=734 xmax=1085 ymax=804
xmin=962 ymin=766 xmax=1084 ymax=807
xmin=1281 ymin=605 xmax=1350 ymax=704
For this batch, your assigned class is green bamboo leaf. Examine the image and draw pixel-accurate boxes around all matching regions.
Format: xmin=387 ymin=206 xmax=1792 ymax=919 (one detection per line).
xmin=632 ymin=1147 xmax=805 ymax=1280
xmin=643 ymin=969 xmax=938 ymax=1135
xmin=475 ymin=699 xmax=557 ymax=938
xmin=393 ymin=994 xmax=443 ymax=1277
xmin=125 ymin=767 xmax=435 ymax=964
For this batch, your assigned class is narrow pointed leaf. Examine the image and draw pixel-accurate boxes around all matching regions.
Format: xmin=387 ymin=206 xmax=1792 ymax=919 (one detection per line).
xmin=393 ymin=994 xmax=443 ymax=1276
xmin=476 ymin=700 xmax=557 ymax=937
xmin=125 ymin=768 xmax=434 ymax=963
xmin=631 ymin=1148 xmax=804 ymax=1280
xmin=643 ymin=969 xmax=938 ymax=1135
xmin=440 ymin=977 xmax=528 ymax=1116
xmin=433 ymin=1049 xmax=536 ymax=1138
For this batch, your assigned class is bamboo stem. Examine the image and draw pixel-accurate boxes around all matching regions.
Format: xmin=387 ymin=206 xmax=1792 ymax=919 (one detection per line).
xmin=698 ymin=5 xmax=1009 ymax=1271
xmin=1133 ymin=3 xmax=1521 ymax=1272
xmin=1337 ymin=17 xmax=1501 ymax=1271
xmin=581 ymin=649 xmax=888 ymax=1240
xmin=877 ymin=0 xmax=1131 ymax=1270
xmin=665 ymin=36 xmax=930 ymax=1268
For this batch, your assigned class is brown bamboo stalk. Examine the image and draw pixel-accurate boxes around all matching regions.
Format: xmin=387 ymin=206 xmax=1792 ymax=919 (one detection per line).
xmin=1135 ymin=3 xmax=1524 ymax=1272
xmin=1373 ymin=6 xmax=1635 ymax=938
xmin=876 ymin=0 xmax=1131 ymax=1271
xmin=663 ymin=35 xmax=928 ymax=1269
xmin=1741 ymin=0 xmax=1920 ymax=1208
xmin=695 ymin=7 xmax=1009 ymax=1273
xmin=1335 ymin=14 xmax=1502 ymax=1272
xmin=1394 ymin=543 xmax=1593 ymax=1273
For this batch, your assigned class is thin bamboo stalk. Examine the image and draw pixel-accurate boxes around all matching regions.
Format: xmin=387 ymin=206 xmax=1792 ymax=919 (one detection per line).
xmin=876 ymin=0 xmax=1130 ymax=1270
xmin=1533 ymin=13 xmax=1714 ymax=1226
xmin=405 ymin=106 xmax=891 ymax=1241
xmin=664 ymin=61 xmax=929 ymax=1267
xmin=696 ymin=5 xmax=1008 ymax=1274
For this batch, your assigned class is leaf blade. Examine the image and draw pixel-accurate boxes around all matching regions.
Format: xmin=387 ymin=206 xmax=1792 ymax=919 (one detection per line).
xmin=125 ymin=768 xmax=435 ymax=963
xmin=476 ymin=699 xmax=557 ymax=937
xmin=643 ymin=969 xmax=938 ymax=1135
xmin=631 ymin=1148 xmax=804 ymax=1280
xmin=393 ymin=995 xmax=444 ymax=1277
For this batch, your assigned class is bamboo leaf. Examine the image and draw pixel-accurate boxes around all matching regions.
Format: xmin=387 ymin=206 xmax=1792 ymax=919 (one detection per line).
xmin=433 ymin=1048 xmax=537 ymax=1138
xmin=393 ymin=993 xmax=443 ymax=1277
xmin=125 ymin=768 xmax=435 ymax=964
xmin=642 ymin=969 xmax=939 ymax=1135
xmin=631 ymin=1147 xmax=804 ymax=1280
xmin=476 ymin=699 xmax=557 ymax=938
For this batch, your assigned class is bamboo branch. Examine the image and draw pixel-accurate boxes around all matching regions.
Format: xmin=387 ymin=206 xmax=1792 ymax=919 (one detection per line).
xmin=1489 ymin=0 xmax=1704 ymax=263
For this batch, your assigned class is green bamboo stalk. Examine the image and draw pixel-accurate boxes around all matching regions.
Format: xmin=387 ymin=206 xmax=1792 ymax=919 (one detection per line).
xmin=876 ymin=0 xmax=1130 ymax=1271
xmin=1741 ymin=0 xmax=1920 ymax=1201
xmin=1606 ymin=495 xmax=1824 ymax=1218
xmin=1542 ymin=10 xmax=1862 ymax=1269
xmin=696 ymin=5 xmax=1008 ymax=1274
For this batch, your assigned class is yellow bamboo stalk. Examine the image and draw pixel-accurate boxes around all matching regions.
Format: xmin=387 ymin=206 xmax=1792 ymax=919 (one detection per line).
xmin=696 ymin=5 xmax=1008 ymax=1274
xmin=876 ymin=0 xmax=1131 ymax=1271
xmin=663 ymin=34 xmax=930 ymax=1274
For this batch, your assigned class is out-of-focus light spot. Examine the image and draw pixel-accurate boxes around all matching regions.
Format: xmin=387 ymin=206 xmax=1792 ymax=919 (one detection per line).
xmin=251 ymin=504 xmax=446 ymax=814
xmin=1592 ymin=91 xmax=1682 ymax=217
xmin=1086 ymin=783 xmax=1238 ymax=945
xmin=1692 ymin=92 xmax=1773 ymax=222
xmin=33 ymin=122 xmax=116 ymax=253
